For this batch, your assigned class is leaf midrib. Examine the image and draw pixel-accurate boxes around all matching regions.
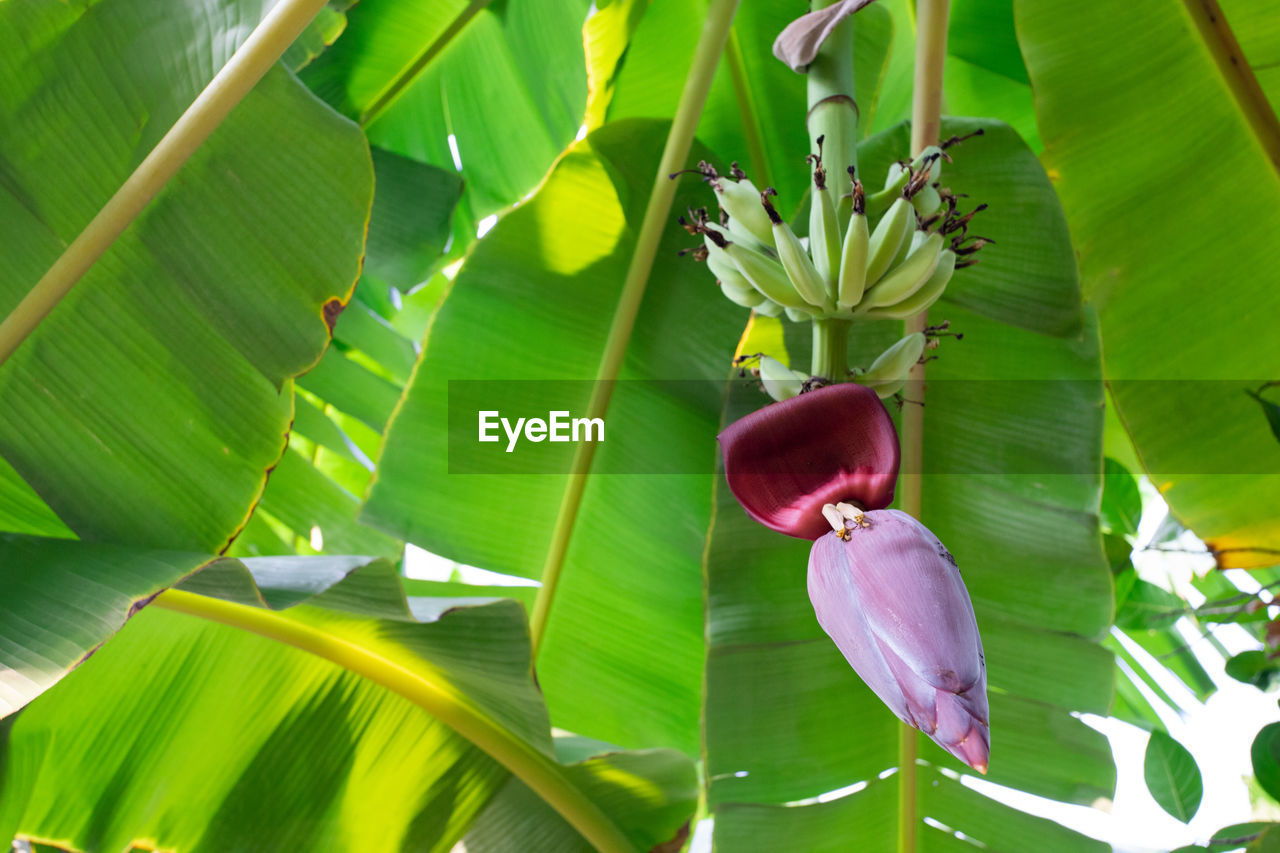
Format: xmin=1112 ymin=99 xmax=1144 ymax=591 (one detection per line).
xmin=1179 ymin=0 xmax=1280 ymax=171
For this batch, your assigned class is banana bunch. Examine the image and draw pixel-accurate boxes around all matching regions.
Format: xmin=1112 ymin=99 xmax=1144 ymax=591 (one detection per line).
xmin=740 ymin=333 xmax=930 ymax=403
xmin=675 ymin=131 xmax=990 ymax=326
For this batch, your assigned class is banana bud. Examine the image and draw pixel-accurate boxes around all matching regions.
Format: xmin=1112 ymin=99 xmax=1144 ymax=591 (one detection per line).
xmin=858 ymin=232 xmax=944 ymax=311
xmin=865 ymin=197 xmax=913 ymax=286
xmin=854 ymin=332 xmax=925 ymax=398
xmin=807 ymin=137 xmax=842 ymax=300
xmin=762 ymin=188 xmax=831 ymax=310
xmin=868 ymin=248 xmax=956 ymax=320
xmin=837 ymin=177 xmax=869 ymax=310
xmin=756 ymin=354 xmax=808 ymax=402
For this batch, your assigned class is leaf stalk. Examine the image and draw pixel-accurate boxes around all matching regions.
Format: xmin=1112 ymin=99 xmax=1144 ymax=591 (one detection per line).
xmin=528 ymin=0 xmax=743 ymax=654
xmin=0 ymin=0 xmax=333 ymax=368
xmin=900 ymin=1 xmax=952 ymax=851
xmin=153 ymin=589 xmax=640 ymax=853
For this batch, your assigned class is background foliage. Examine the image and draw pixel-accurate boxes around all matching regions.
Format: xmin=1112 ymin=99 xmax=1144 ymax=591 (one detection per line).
xmin=1 ymin=0 xmax=1278 ymax=850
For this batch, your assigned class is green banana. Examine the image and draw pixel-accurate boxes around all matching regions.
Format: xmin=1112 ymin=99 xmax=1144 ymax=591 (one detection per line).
xmin=855 ymin=332 xmax=926 ymax=397
xmin=707 ymin=253 xmax=765 ymax=309
xmin=784 ymin=306 xmax=813 ymax=322
xmin=762 ymin=188 xmax=830 ymax=310
xmin=703 ymin=221 xmax=770 ymax=259
xmin=865 ymin=197 xmax=913 ymax=285
xmin=720 ymin=279 xmax=766 ymax=309
xmin=702 ymin=227 xmax=808 ymax=309
xmin=837 ymin=179 xmax=869 ymax=309
xmin=756 ymin=354 xmax=808 ymax=402
xmin=713 ymin=169 xmax=776 ymax=248
xmin=867 ymin=248 xmax=956 ymax=320
xmin=912 ymin=183 xmax=942 ymax=217
xmin=859 ymin=231 xmax=944 ymax=310
xmin=807 ymin=142 xmax=841 ymax=299
xmin=752 ymin=299 xmax=785 ymax=318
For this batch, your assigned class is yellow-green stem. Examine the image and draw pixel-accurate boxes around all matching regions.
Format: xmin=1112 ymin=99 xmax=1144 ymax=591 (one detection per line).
xmin=900 ymin=2 xmax=951 ymax=852
xmin=806 ymin=0 xmax=859 ymax=204
xmin=0 ymin=0 xmax=331 ymax=368
xmin=358 ymin=0 xmax=491 ymax=127
xmin=811 ymin=317 xmax=850 ymax=381
xmin=528 ymin=0 xmax=742 ymax=654
xmin=153 ymin=589 xmax=640 ymax=853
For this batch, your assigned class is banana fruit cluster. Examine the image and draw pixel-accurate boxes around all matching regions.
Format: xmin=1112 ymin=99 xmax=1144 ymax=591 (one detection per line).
xmin=678 ymin=133 xmax=989 ymax=402
xmin=677 ymin=133 xmax=989 ymax=325
xmin=743 ymin=332 xmax=926 ymax=403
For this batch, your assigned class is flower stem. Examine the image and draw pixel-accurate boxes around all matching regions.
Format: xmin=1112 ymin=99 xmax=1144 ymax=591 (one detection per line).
xmin=153 ymin=589 xmax=641 ymax=853
xmin=528 ymin=0 xmax=742 ymax=654
xmin=900 ymin=2 xmax=952 ymax=852
xmin=806 ymin=0 xmax=859 ymax=204
xmin=804 ymin=0 xmax=859 ymax=383
xmin=811 ymin=317 xmax=850 ymax=381
xmin=0 ymin=0 xmax=332 ymax=369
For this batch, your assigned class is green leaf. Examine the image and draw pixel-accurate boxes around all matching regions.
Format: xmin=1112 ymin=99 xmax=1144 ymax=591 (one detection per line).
xmin=363 ymin=120 xmax=747 ymax=753
xmin=1226 ymin=650 xmax=1280 ymax=690
xmin=0 ymin=535 xmax=213 ymax=717
xmin=1210 ymin=821 xmax=1275 ymax=851
xmin=463 ymin=748 xmax=696 ymax=853
xmin=363 ymin=146 xmax=464 ymax=295
xmin=1018 ymin=0 xmax=1280 ymax=567
xmin=1254 ymin=722 xmax=1280 ymax=805
xmin=1247 ymin=385 xmax=1280 ymax=444
xmin=1145 ymin=731 xmax=1204 ymax=822
xmin=302 ymin=0 xmax=591 ymax=238
xmin=283 ymin=0 xmax=359 ymax=71
xmin=0 ymin=559 xmax=696 ymax=852
xmin=1102 ymin=457 xmax=1143 ymax=538
xmin=0 ymin=0 xmax=372 ymax=551
xmin=1116 ymin=579 xmax=1183 ymax=630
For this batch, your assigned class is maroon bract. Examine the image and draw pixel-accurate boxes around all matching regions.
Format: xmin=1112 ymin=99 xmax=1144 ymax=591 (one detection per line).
xmin=717 ymin=383 xmax=899 ymax=539
xmin=808 ymin=508 xmax=990 ymax=772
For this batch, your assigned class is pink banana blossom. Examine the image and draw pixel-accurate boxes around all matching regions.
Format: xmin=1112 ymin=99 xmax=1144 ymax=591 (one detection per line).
xmin=809 ymin=506 xmax=989 ymax=772
xmin=717 ymin=384 xmax=990 ymax=772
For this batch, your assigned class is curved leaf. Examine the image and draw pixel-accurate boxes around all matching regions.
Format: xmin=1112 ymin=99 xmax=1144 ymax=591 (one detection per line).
xmin=0 ymin=0 xmax=372 ymax=551
xmin=0 ymin=535 xmax=211 ymax=717
xmin=302 ymin=0 xmax=590 ymax=238
xmin=1253 ymin=722 xmax=1280 ymax=805
xmin=1018 ymin=0 xmax=1280 ymax=567
xmin=0 ymin=558 xmax=696 ymax=852
xmin=1145 ymin=730 xmax=1203 ymax=823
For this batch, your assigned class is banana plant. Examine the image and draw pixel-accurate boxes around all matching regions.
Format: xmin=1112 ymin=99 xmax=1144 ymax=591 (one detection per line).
xmin=1 ymin=0 xmax=1277 ymax=850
